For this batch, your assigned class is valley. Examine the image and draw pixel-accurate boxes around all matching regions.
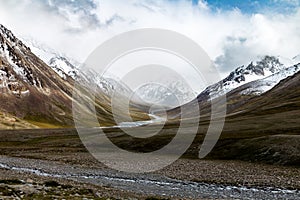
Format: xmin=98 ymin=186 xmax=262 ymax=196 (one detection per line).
xmin=1 ymin=16 xmax=300 ymax=199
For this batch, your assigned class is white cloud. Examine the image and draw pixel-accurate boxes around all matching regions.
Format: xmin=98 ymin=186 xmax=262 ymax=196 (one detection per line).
xmin=0 ymin=0 xmax=299 ymax=75
xmin=197 ymin=0 xmax=210 ymax=10
xmin=216 ymin=11 xmax=300 ymax=71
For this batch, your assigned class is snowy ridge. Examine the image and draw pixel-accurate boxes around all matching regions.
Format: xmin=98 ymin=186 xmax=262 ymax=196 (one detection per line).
xmin=22 ymin=39 xmax=133 ymax=97
xmin=203 ymin=56 xmax=298 ymax=99
xmin=22 ymin=38 xmax=79 ymax=80
xmin=81 ymin=69 xmax=133 ymax=96
xmin=240 ymin=63 xmax=300 ymax=95
xmin=49 ymin=56 xmax=78 ymax=79
xmin=278 ymin=55 xmax=300 ymax=68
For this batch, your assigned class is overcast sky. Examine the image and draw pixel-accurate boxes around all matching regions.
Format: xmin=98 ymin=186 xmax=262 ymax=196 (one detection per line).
xmin=0 ymin=0 xmax=300 ymax=75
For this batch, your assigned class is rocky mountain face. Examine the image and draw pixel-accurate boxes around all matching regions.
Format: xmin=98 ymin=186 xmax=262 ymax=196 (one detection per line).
xmin=48 ymin=56 xmax=78 ymax=80
xmin=205 ymin=56 xmax=293 ymax=99
xmin=22 ymin=39 xmax=80 ymax=80
xmin=0 ymin=24 xmax=149 ymax=128
xmin=195 ymin=56 xmax=300 ymax=103
xmin=231 ymin=63 xmax=300 ymax=96
xmin=0 ymin=24 xmax=75 ymax=127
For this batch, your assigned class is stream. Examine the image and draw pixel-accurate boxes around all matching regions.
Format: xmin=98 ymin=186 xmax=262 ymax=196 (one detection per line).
xmin=0 ymin=156 xmax=300 ymax=199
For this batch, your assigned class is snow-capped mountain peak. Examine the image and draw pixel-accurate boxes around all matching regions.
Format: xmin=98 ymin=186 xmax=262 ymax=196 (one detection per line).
xmin=238 ymin=63 xmax=300 ymax=96
xmin=225 ymin=56 xmax=284 ymax=84
xmin=200 ymin=55 xmax=300 ymax=100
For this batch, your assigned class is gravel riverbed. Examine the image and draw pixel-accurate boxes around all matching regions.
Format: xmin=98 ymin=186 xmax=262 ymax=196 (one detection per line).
xmin=1 ymin=156 xmax=300 ymax=199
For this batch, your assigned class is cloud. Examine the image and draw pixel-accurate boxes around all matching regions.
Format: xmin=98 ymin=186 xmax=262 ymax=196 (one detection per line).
xmin=215 ymin=11 xmax=300 ymax=71
xmin=197 ymin=0 xmax=210 ymax=10
xmin=46 ymin=0 xmax=101 ymax=32
xmin=0 ymin=0 xmax=299 ymax=75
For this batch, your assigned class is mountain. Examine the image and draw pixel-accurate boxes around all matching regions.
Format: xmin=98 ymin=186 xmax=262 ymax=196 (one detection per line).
xmin=23 ymin=38 xmax=199 ymax=111
xmin=194 ymin=56 xmax=300 ymax=103
xmin=207 ymin=56 xmax=288 ymax=99
xmin=162 ymin=53 xmax=300 ymax=165
xmin=166 ymin=56 xmax=300 ymax=120
xmin=232 ymin=63 xmax=300 ymax=96
xmin=133 ymin=81 xmax=197 ymax=109
xmin=48 ymin=56 xmax=78 ymax=79
xmin=227 ymin=69 xmax=300 ymax=116
xmin=0 ymin=24 xmax=75 ymax=127
xmin=23 ymin=38 xmax=135 ymax=98
xmin=0 ymin=24 xmax=149 ymax=128
xmin=206 ymin=69 xmax=300 ymax=165
xmin=0 ymin=110 xmax=37 ymax=129
xmin=22 ymin=38 xmax=80 ymax=80
xmin=161 ymin=58 xmax=300 ymax=165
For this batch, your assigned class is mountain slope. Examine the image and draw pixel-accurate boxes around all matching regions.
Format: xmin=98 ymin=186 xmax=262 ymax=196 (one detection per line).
xmin=237 ymin=64 xmax=300 ymax=96
xmin=0 ymin=110 xmax=38 ymax=129
xmin=224 ymin=63 xmax=300 ymax=113
xmin=204 ymin=70 xmax=300 ymax=165
xmin=164 ymin=59 xmax=300 ymax=164
xmin=0 ymin=24 xmax=76 ymax=127
xmin=228 ymin=68 xmax=300 ymax=117
xmin=0 ymin=24 xmax=149 ymax=128
xmin=22 ymin=38 xmax=80 ymax=80
xmin=23 ymin=39 xmax=139 ymax=103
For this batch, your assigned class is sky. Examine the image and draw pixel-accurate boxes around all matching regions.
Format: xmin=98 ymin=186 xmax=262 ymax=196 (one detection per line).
xmin=0 ymin=0 xmax=299 ymax=76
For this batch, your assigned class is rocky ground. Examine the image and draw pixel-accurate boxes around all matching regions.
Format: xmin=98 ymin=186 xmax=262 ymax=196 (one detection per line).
xmin=1 ymin=129 xmax=300 ymax=199
xmin=1 ymin=156 xmax=300 ymax=199
xmin=0 ymin=178 xmax=119 ymax=200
